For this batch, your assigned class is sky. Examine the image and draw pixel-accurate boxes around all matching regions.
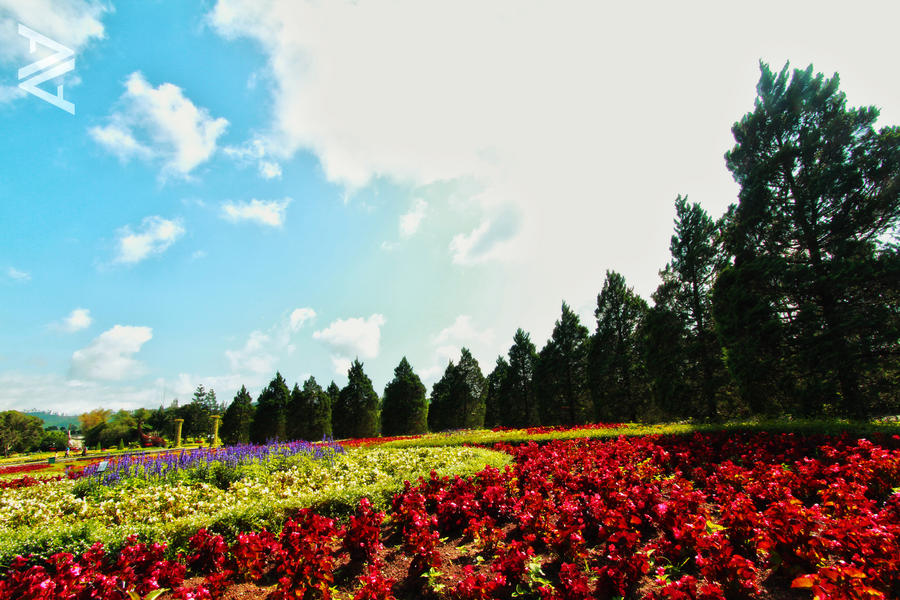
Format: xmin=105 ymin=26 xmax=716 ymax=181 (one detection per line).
xmin=1 ymin=0 xmax=899 ymax=414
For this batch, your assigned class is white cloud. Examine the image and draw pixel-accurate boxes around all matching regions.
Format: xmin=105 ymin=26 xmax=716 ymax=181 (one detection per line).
xmin=70 ymin=325 xmax=153 ymax=381
xmin=0 ymin=372 xmax=159 ymax=414
xmin=224 ymin=138 xmax=283 ymax=179
xmin=221 ymin=198 xmax=291 ymax=227
xmin=60 ymin=308 xmax=92 ymax=332
xmin=208 ymin=0 xmax=900 ymax=319
xmin=0 ymin=0 xmax=108 ymax=66
xmin=191 ymin=250 xmax=208 ymax=260
xmin=225 ymin=330 xmax=276 ymax=375
xmin=7 ymin=267 xmax=30 ymax=281
xmin=418 ymin=315 xmax=495 ymax=383
xmin=399 ymin=198 xmax=427 ymax=237
xmin=289 ymin=307 xmax=316 ymax=331
xmin=90 ymin=72 xmax=228 ymax=178
xmin=113 ymin=216 xmax=185 ymax=265
xmin=313 ymin=314 xmax=385 ymax=373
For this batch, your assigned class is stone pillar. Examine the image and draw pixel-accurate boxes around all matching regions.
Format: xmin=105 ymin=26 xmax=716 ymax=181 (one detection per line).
xmin=174 ymin=418 xmax=184 ymax=447
xmin=211 ymin=415 xmax=222 ymax=447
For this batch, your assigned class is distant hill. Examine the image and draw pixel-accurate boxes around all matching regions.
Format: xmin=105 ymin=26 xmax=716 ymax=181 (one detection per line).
xmin=25 ymin=411 xmax=80 ymax=429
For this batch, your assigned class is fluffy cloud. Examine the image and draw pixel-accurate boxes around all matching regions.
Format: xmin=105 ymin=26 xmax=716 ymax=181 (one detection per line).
xmin=221 ymin=198 xmax=291 ymax=227
xmin=313 ymin=314 xmax=385 ymax=373
xmin=211 ymin=0 xmax=862 ymax=309
xmin=223 ymin=138 xmax=283 ymax=179
xmin=419 ymin=315 xmax=495 ymax=382
xmin=0 ymin=372 xmax=159 ymax=414
xmin=6 ymin=267 xmax=30 ymax=281
xmin=113 ymin=216 xmax=185 ymax=265
xmin=70 ymin=325 xmax=153 ymax=381
xmin=90 ymin=72 xmax=228 ymax=178
xmin=225 ymin=330 xmax=276 ymax=375
xmin=0 ymin=0 xmax=108 ymax=66
xmin=59 ymin=308 xmax=92 ymax=332
xmin=289 ymin=307 xmax=316 ymax=331
xmin=399 ymin=198 xmax=427 ymax=237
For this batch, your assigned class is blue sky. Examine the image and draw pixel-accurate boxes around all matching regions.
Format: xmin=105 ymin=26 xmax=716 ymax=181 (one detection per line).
xmin=1 ymin=0 xmax=898 ymax=413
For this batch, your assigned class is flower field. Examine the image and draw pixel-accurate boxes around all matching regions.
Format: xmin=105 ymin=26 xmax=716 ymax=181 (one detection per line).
xmin=1 ymin=428 xmax=899 ymax=599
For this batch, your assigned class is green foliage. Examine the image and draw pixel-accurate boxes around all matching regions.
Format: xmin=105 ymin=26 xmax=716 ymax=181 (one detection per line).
xmin=287 ymin=376 xmax=332 ymax=441
xmin=333 ymin=361 xmax=380 ymax=439
xmin=0 ymin=411 xmax=44 ymax=456
xmin=382 ymin=357 xmax=428 ymax=436
xmin=720 ymin=62 xmax=900 ymax=419
xmin=39 ymin=430 xmax=69 ymax=451
xmin=221 ymin=386 xmax=255 ymax=445
xmin=252 ymin=372 xmax=291 ymax=442
xmin=428 ymin=349 xmax=486 ymax=431
xmin=588 ymin=271 xmax=650 ymax=421
xmin=483 ymin=356 xmax=509 ymax=428
xmin=534 ymin=302 xmax=592 ymax=426
xmin=499 ymin=329 xmax=539 ymax=428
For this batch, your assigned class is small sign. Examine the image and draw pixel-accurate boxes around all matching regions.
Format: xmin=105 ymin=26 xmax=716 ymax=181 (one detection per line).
xmin=97 ymin=460 xmax=109 ymax=473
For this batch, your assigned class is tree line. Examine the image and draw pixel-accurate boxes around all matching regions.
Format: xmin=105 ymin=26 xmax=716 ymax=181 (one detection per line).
xmin=56 ymin=61 xmax=900 ymax=446
xmin=215 ymin=62 xmax=898 ymax=440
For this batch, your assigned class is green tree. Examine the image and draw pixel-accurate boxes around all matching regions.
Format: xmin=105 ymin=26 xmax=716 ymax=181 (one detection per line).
xmin=719 ymin=62 xmax=900 ymax=418
xmin=221 ymin=386 xmax=255 ymax=444
xmin=287 ymin=377 xmax=333 ymax=441
xmin=428 ymin=361 xmax=455 ymax=432
xmin=39 ymin=430 xmax=69 ymax=451
xmin=251 ymin=372 xmax=291 ymax=442
xmin=483 ymin=356 xmax=509 ymax=428
xmin=333 ymin=360 xmax=380 ymax=439
xmin=652 ymin=196 xmax=732 ymax=420
xmin=535 ymin=302 xmax=592 ymax=426
xmin=499 ymin=329 xmax=539 ymax=427
xmin=0 ymin=411 xmax=44 ymax=455
xmin=588 ymin=271 xmax=650 ymax=421
xmin=382 ymin=357 xmax=428 ymax=436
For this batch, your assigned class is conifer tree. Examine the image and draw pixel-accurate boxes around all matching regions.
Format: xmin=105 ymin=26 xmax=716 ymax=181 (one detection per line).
xmin=251 ymin=372 xmax=290 ymax=442
xmin=535 ymin=302 xmax=592 ymax=425
xmin=588 ymin=271 xmax=650 ymax=421
xmin=381 ymin=357 xmax=428 ymax=435
xmin=333 ymin=360 xmax=380 ymax=439
xmin=221 ymin=386 xmax=254 ymax=444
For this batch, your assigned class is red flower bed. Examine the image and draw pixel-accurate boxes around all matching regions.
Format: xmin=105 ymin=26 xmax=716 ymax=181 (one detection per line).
xmin=2 ymin=431 xmax=899 ymax=599
xmin=0 ymin=463 xmax=52 ymax=476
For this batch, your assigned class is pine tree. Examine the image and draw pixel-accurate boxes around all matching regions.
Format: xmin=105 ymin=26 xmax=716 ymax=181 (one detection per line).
xmin=483 ymin=356 xmax=509 ymax=428
xmin=382 ymin=357 xmax=428 ymax=436
xmin=500 ymin=329 xmax=539 ymax=427
xmin=287 ymin=383 xmax=307 ymax=441
xmin=652 ymin=196 xmax=732 ymax=420
xmin=428 ymin=361 xmax=455 ymax=432
xmin=588 ymin=271 xmax=650 ymax=421
xmin=221 ymin=386 xmax=255 ymax=444
xmin=251 ymin=372 xmax=290 ymax=442
xmin=719 ymin=62 xmax=900 ymax=418
xmin=288 ymin=376 xmax=332 ymax=441
xmin=535 ymin=303 xmax=592 ymax=426
xmin=333 ymin=360 xmax=380 ymax=439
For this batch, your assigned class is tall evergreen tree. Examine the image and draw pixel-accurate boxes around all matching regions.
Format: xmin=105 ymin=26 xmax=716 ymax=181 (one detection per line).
xmin=718 ymin=62 xmax=900 ymax=418
xmin=288 ymin=377 xmax=332 ymax=441
xmin=588 ymin=271 xmax=650 ymax=421
xmin=333 ymin=360 xmax=380 ymax=439
xmin=221 ymin=386 xmax=255 ymax=444
xmin=499 ymin=329 xmax=539 ymax=427
xmin=428 ymin=361 xmax=455 ymax=432
xmin=382 ymin=357 xmax=428 ymax=436
xmin=535 ymin=302 xmax=592 ymax=426
xmin=287 ymin=383 xmax=307 ymax=441
xmin=251 ymin=372 xmax=290 ymax=442
xmin=483 ymin=356 xmax=510 ymax=428
xmin=653 ymin=196 xmax=732 ymax=420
